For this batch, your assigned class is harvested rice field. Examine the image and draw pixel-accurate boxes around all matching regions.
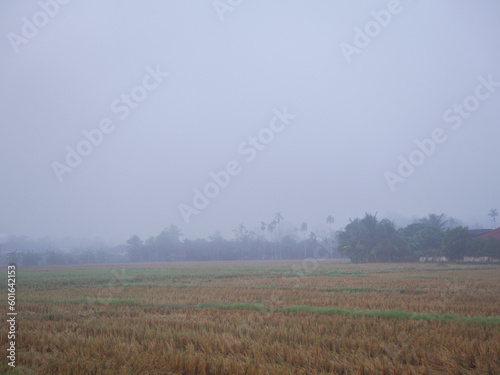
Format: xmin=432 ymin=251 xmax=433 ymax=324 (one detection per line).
xmin=2 ymin=261 xmax=499 ymax=374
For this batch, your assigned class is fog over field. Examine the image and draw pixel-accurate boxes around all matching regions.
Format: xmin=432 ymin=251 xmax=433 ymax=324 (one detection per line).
xmin=1 ymin=0 xmax=499 ymax=245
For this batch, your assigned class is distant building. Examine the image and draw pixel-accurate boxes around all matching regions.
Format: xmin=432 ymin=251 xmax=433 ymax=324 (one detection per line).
xmin=468 ymin=229 xmax=493 ymax=237
xmin=419 ymin=256 xmax=449 ymax=263
xmin=478 ymin=227 xmax=500 ymax=240
xmin=462 ymin=256 xmax=497 ymax=263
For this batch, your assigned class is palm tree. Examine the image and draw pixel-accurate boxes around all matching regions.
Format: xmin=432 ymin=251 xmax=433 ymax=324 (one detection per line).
xmin=267 ymin=221 xmax=277 ymax=260
xmin=308 ymin=231 xmax=317 ymax=242
xmin=420 ymin=214 xmax=447 ymax=231
xmin=488 ymin=208 xmax=498 ymax=229
xmin=166 ymin=225 xmax=183 ymax=241
xmin=261 ymin=222 xmax=267 ymax=258
xmin=326 ymin=215 xmax=335 ymax=258
xmin=274 ymin=212 xmax=284 ymax=259
xmin=327 ymin=215 xmax=335 ymax=232
xmin=261 ymin=221 xmax=267 ymax=233
xmin=300 ymin=222 xmax=308 ymax=258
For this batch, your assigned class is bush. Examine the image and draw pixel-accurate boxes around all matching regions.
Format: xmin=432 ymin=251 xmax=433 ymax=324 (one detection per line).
xmin=442 ymin=226 xmax=469 ymax=260
xmin=398 ymin=223 xmax=444 ymax=256
xmin=482 ymin=237 xmax=500 ymax=258
xmin=21 ymin=251 xmax=43 ymax=266
xmin=338 ymin=214 xmax=412 ymax=263
xmin=46 ymin=251 xmax=66 ymax=265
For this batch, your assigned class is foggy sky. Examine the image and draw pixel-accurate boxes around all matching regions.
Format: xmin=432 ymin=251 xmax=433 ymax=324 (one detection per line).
xmin=1 ymin=0 xmax=499 ymax=245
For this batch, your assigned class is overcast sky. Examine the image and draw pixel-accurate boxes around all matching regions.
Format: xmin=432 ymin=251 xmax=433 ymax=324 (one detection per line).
xmin=1 ymin=0 xmax=499 ymax=245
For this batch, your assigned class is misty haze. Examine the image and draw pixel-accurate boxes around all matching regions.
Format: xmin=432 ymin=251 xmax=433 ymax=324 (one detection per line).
xmin=1 ymin=1 xmax=499 ymax=374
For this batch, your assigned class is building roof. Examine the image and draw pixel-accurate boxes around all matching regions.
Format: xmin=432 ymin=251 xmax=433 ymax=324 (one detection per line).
xmin=469 ymin=229 xmax=493 ymax=237
xmin=479 ymin=227 xmax=500 ymax=240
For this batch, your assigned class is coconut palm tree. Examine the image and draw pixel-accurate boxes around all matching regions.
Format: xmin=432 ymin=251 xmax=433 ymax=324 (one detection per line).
xmin=274 ymin=212 xmax=284 ymax=259
xmin=260 ymin=222 xmax=267 ymax=258
xmin=261 ymin=221 xmax=267 ymax=233
xmin=488 ymin=208 xmax=498 ymax=229
xmin=326 ymin=215 xmax=335 ymax=258
xmin=267 ymin=221 xmax=277 ymax=260
xmin=326 ymin=215 xmax=335 ymax=232
xmin=300 ymin=222 xmax=308 ymax=258
xmin=420 ymin=214 xmax=447 ymax=231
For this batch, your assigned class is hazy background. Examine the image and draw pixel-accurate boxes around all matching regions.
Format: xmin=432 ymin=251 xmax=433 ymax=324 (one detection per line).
xmin=1 ymin=0 xmax=499 ymax=246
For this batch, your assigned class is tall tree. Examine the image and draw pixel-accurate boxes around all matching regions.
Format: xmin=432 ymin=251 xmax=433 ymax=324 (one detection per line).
xmin=442 ymin=226 xmax=470 ymax=260
xmin=419 ymin=214 xmax=448 ymax=230
xmin=445 ymin=217 xmax=462 ymax=229
xmin=326 ymin=215 xmax=335 ymax=232
xmin=261 ymin=221 xmax=267 ymax=234
xmin=260 ymin=222 xmax=267 ymax=258
xmin=488 ymin=208 xmax=498 ymax=229
xmin=233 ymin=223 xmax=255 ymax=260
xmin=155 ymin=225 xmax=183 ymax=261
xmin=300 ymin=222 xmax=308 ymax=258
xmin=326 ymin=215 xmax=335 ymax=258
xmin=338 ymin=213 xmax=411 ymax=263
xmin=126 ymin=235 xmax=144 ymax=262
xmin=398 ymin=223 xmax=444 ymax=256
xmin=267 ymin=221 xmax=277 ymax=260
xmin=166 ymin=225 xmax=183 ymax=242
xmin=274 ymin=212 xmax=284 ymax=259
xmin=275 ymin=212 xmax=284 ymax=224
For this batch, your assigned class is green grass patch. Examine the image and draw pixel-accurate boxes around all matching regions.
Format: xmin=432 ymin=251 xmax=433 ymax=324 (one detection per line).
xmin=105 ymin=299 xmax=142 ymax=306
xmin=196 ymin=302 xmax=265 ymax=311
xmin=282 ymin=306 xmax=499 ymax=324
xmin=57 ymin=298 xmax=142 ymax=306
xmin=406 ymin=275 xmax=452 ymax=279
xmin=14 ymin=265 xmax=294 ymax=290
xmin=319 ymin=271 xmax=373 ymax=278
xmin=419 ymin=266 xmax=499 ymax=272
xmin=323 ymin=287 xmax=377 ymax=293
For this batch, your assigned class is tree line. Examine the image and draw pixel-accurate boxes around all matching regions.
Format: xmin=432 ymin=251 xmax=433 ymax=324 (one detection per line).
xmin=125 ymin=217 xmax=339 ymax=263
xmin=338 ymin=212 xmax=500 ymax=263
xmin=2 ymin=210 xmax=499 ymax=266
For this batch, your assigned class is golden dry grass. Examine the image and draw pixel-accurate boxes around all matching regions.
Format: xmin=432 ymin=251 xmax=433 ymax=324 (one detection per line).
xmin=1 ymin=261 xmax=499 ymax=374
